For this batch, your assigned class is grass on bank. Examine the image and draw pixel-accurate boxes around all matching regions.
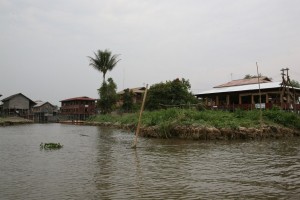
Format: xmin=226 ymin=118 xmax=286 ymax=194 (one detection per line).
xmin=88 ymin=108 xmax=300 ymax=131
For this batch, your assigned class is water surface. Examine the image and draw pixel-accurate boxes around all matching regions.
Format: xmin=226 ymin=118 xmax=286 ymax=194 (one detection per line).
xmin=0 ymin=124 xmax=299 ymax=199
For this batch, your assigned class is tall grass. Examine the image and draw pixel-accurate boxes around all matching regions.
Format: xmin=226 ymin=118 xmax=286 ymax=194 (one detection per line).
xmin=89 ymin=108 xmax=300 ymax=134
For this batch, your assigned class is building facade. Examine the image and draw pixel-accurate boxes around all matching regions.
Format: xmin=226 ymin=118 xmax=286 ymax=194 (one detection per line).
xmin=60 ymin=96 xmax=96 ymax=121
xmin=32 ymin=101 xmax=58 ymax=123
xmin=117 ymin=87 xmax=146 ymax=106
xmin=1 ymin=93 xmax=36 ymax=118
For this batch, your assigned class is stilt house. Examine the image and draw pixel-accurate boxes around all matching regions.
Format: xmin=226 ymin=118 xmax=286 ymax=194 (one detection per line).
xmin=32 ymin=101 xmax=58 ymax=123
xmin=196 ymin=76 xmax=300 ymax=111
xmin=1 ymin=93 xmax=36 ymax=118
xmin=60 ymin=96 xmax=96 ymax=121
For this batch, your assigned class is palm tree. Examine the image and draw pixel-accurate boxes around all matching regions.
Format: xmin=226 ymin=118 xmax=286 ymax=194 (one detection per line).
xmin=88 ymin=49 xmax=120 ymax=82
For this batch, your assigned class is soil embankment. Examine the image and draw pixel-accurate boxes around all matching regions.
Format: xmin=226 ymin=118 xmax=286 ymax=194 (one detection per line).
xmin=84 ymin=121 xmax=300 ymax=140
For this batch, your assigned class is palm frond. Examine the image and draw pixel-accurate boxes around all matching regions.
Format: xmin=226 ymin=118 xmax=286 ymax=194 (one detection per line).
xmin=88 ymin=49 xmax=120 ymax=80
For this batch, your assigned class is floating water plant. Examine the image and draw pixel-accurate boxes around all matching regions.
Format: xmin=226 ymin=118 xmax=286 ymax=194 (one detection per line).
xmin=40 ymin=143 xmax=63 ymax=150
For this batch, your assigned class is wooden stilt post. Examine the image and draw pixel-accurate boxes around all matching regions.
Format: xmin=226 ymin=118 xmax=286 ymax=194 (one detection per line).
xmin=132 ymin=84 xmax=148 ymax=149
xmin=256 ymin=62 xmax=263 ymax=127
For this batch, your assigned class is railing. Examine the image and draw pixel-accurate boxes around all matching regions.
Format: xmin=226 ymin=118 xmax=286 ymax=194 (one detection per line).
xmin=61 ymin=105 xmax=96 ymax=115
xmin=206 ymin=103 xmax=300 ymax=112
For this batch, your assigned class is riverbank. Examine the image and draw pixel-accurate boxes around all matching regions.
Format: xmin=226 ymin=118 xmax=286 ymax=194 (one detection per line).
xmin=0 ymin=117 xmax=33 ymax=126
xmin=86 ymin=108 xmax=300 ymax=140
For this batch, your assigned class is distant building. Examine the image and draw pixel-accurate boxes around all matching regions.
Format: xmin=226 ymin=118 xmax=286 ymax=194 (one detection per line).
xmin=117 ymin=87 xmax=146 ymax=106
xmin=60 ymin=96 xmax=96 ymax=121
xmin=1 ymin=93 xmax=36 ymax=118
xmin=195 ymin=76 xmax=300 ymax=111
xmin=32 ymin=101 xmax=58 ymax=123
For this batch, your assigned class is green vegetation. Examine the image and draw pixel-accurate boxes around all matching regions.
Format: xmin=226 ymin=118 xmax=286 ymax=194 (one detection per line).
xmin=146 ymin=78 xmax=198 ymax=110
xmin=88 ymin=108 xmax=300 ymax=135
xmin=88 ymin=49 xmax=120 ymax=114
xmin=98 ymin=78 xmax=118 ymax=114
xmin=88 ymin=49 xmax=120 ymax=82
xmin=40 ymin=143 xmax=63 ymax=150
xmin=121 ymin=88 xmax=135 ymax=112
xmin=289 ymin=79 xmax=300 ymax=88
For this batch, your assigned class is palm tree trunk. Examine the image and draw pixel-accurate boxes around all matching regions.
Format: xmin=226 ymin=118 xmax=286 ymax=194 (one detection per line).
xmin=103 ymin=73 xmax=106 ymax=83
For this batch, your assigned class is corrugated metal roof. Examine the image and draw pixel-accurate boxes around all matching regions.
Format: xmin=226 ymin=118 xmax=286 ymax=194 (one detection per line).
xmin=33 ymin=101 xmax=45 ymax=107
xmin=33 ymin=101 xmax=55 ymax=108
xmin=214 ymin=77 xmax=272 ymax=88
xmin=1 ymin=93 xmax=36 ymax=104
xmin=196 ymin=82 xmax=285 ymax=96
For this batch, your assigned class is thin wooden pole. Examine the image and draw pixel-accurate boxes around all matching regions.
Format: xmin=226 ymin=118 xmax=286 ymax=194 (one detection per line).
xmin=132 ymin=84 xmax=148 ymax=149
xmin=256 ymin=62 xmax=262 ymax=127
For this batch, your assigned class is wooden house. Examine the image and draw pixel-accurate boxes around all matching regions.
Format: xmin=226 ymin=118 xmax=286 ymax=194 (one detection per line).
xmin=1 ymin=93 xmax=36 ymax=118
xmin=195 ymin=77 xmax=300 ymax=111
xmin=60 ymin=96 xmax=96 ymax=121
xmin=117 ymin=87 xmax=146 ymax=106
xmin=32 ymin=101 xmax=58 ymax=123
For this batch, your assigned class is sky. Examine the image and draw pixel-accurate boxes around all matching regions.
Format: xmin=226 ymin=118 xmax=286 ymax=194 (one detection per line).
xmin=1 ymin=0 xmax=300 ymax=106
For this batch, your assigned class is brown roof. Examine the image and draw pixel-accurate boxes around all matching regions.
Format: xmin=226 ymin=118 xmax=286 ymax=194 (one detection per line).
xmin=117 ymin=87 xmax=146 ymax=95
xmin=1 ymin=93 xmax=36 ymax=104
xmin=60 ymin=96 xmax=96 ymax=102
xmin=214 ymin=77 xmax=272 ymax=88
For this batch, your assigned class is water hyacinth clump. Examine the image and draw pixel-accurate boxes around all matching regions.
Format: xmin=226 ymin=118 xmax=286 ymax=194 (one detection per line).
xmin=40 ymin=143 xmax=63 ymax=150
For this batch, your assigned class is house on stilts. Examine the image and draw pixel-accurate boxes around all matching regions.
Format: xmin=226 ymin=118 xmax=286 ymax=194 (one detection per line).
xmin=195 ymin=72 xmax=300 ymax=112
xmin=60 ymin=96 xmax=96 ymax=121
xmin=0 ymin=93 xmax=36 ymax=118
xmin=32 ymin=101 xmax=58 ymax=123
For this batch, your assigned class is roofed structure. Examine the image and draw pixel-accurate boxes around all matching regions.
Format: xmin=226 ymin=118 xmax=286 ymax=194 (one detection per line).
xmin=214 ymin=77 xmax=272 ymax=88
xmin=117 ymin=87 xmax=146 ymax=106
xmin=2 ymin=93 xmax=36 ymax=104
xmin=32 ymin=100 xmax=58 ymax=123
xmin=60 ymin=96 xmax=96 ymax=121
xmin=60 ymin=96 xmax=96 ymax=102
xmin=1 ymin=93 xmax=36 ymax=118
xmin=117 ymin=87 xmax=146 ymax=95
xmin=196 ymin=77 xmax=300 ymax=111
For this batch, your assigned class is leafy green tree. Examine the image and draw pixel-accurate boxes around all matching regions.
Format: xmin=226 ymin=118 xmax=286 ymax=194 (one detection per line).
xmin=88 ymin=49 xmax=120 ymax=82
xmin=244 ymin=74 xmax=273 ymax=81
xmin=98 ymin=78 xmax=118 ymax=114
xmin=289 ymin=79 xmax=300 ymax=88
xmin=244 ymin=74 xmax=262 ymax=79
xmin=146 ymin=78 xmax=198 ymax=110
xmin=121 ymin=89 xmax=134 ymax=112
xmin=244 ymin=74 xmax=253 ymax=79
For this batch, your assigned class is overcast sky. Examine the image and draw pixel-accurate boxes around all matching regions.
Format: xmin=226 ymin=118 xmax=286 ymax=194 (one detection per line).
xmin=1 ymin=0 xmax=300 ymax=106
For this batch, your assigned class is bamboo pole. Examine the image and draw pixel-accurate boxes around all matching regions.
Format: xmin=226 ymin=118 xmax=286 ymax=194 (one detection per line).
xmin=132 ymin=84 xmax=148 ymax=149
xmin=256 ymin=62 xmax=263 ymax=127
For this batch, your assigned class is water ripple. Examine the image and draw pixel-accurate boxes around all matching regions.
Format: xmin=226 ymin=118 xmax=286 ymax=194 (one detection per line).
xmin=1 ymin=125 xmax=300 ymax=199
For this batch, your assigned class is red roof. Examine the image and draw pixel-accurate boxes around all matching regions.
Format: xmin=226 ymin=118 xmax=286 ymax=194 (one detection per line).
xmin=60 ymin=96 xmax=96 ymax=102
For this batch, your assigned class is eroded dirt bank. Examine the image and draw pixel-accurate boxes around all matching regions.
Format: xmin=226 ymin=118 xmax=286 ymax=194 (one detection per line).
xmin=84 ymin=121 xmax=300 ymax=140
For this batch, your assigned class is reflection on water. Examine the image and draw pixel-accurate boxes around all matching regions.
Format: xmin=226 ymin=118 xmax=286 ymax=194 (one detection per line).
xmin=0 ymin=124 xmax=299 ymax=199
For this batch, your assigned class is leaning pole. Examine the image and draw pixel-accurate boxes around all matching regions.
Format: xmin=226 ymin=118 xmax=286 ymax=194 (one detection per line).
xmin=132 ymin=84 xmax=148 ymax=149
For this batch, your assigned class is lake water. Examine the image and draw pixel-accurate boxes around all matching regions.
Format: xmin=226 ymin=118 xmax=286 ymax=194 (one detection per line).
xmin=0 ymin=124 xmax=299 ymax=199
